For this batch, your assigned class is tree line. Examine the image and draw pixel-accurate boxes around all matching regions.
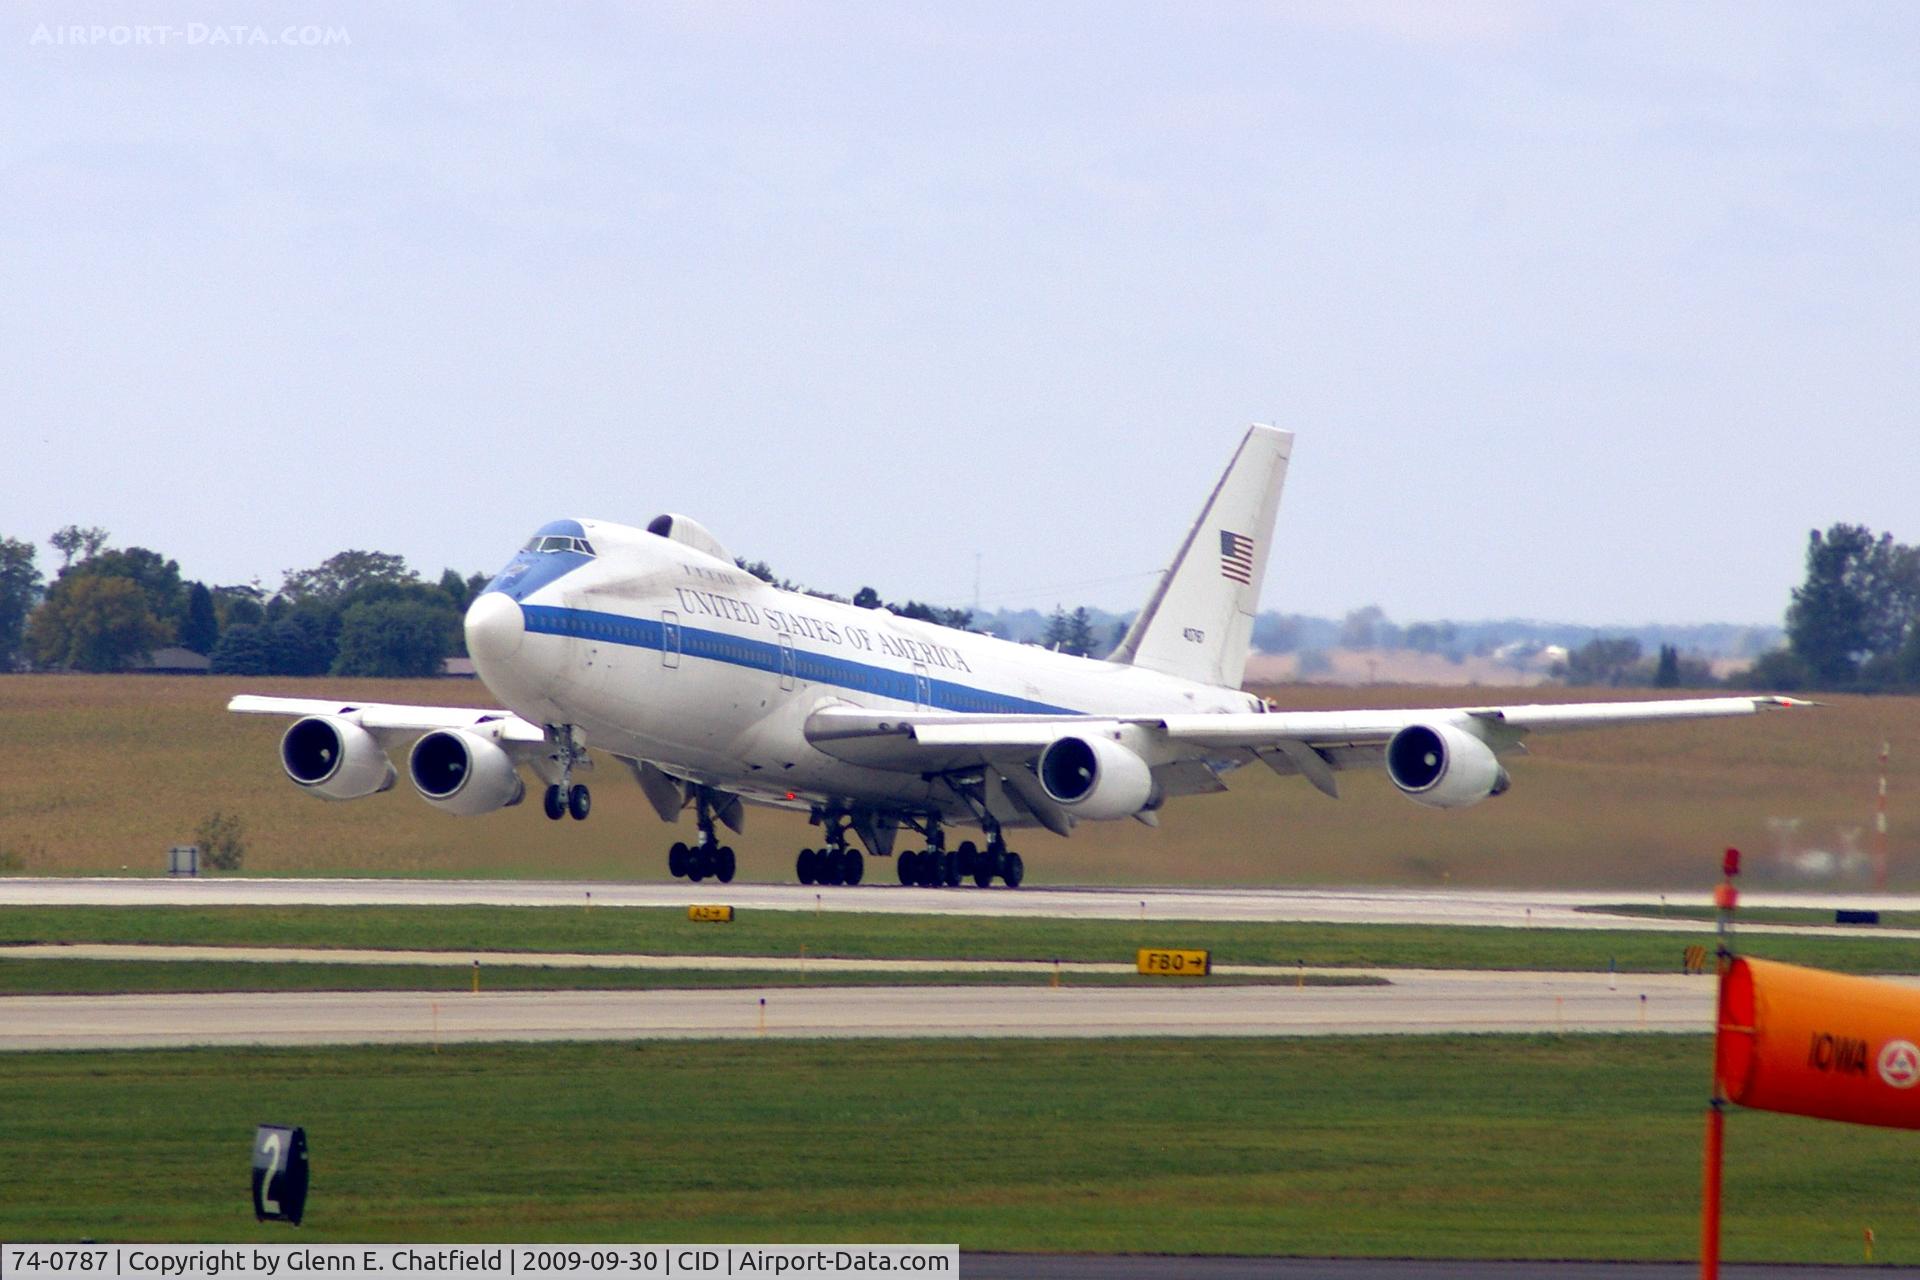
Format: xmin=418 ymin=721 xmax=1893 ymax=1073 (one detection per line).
xmin=0 ymin=527 xmax=489 ymax=678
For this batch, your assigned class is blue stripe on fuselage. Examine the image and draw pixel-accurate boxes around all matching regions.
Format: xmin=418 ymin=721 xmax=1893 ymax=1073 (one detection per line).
xmin=520 ymin=604 xmax=1080 ymax=716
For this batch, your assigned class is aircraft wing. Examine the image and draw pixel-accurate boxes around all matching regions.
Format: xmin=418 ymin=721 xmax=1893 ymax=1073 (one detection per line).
xmin=227 ymin=695 xmax=548 ymax=746
xmin=804 ymin=695 xmax=1812 ymax=791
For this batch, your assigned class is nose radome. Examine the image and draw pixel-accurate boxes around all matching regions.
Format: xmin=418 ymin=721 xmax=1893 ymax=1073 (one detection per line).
xmin=465 ymin=591 xmax=525 ymax=666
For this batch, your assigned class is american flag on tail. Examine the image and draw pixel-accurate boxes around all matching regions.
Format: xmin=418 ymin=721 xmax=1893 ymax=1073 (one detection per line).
xmin=1219 ymin=530 xmax=1254 ymax=584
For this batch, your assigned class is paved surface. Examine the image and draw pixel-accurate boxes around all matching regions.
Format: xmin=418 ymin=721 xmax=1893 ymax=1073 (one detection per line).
xmin=0 ymin=941 xmax=1275 ymax=976
xmin=0 ymin=968 xmax=1729 ymax=1050
xmin=962 ymin=1258 xmax=1918 ymax=1278
xmin=3 ymin=877 xmax=1914 ymax=939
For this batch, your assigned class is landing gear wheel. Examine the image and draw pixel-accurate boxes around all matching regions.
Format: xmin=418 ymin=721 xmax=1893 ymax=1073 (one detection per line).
xmin=797 ymin=848 xmax=818 ymax=885
xmin=844 ymin=850 xmax=864 ymax=885
xmin=972 ymin=860 xmax=994 ymax=889
xmin=669 ymin=841 xmax=690 ymax=878
xmin=897 ymin=851 xmax=917 ymax=886
xmin=716 ymin=846 xmax=736 ymax=883
xmin=687 ymin=845 xmax=710 ymax=882
xmin=543 ymin=785 xmax=565 ymax=821
xmin=567 ymin=784 xmax=591 ymax=820
xmin=1002 ymin=852 xmax=1024 ymax=889
xmin=919 ymin=853 xmax=941 ymax=889
xmin=941 ymin=851 xmax=960 ymax=887
xmin=955 ymin=841 xmax=978 ymax=877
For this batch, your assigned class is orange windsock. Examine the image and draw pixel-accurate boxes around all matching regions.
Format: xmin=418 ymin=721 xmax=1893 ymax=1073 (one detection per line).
xmin=1716 ymin=956 xmax=1920 ymax=1129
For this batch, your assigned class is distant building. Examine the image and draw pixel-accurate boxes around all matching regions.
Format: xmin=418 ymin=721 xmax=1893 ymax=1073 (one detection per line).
xmin=130 ymin=646 xmax=212 ymax=675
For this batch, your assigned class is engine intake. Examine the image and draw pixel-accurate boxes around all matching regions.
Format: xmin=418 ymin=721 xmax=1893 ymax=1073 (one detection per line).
xmin=408 ymin=730 xmax=526 ymax=816
xmin=1038 ymin=734 xmax=1154 ymax=819
xmin=1385 ymin=722 xmax=1509 ymax=810
xmin=280 ymin=716 xmax=396 ymax=801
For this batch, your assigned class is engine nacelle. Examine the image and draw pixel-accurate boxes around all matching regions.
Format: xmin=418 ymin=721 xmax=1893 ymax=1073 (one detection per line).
xmin=280 ymin=716 xmax=396 ymax=801
xmin=1038 ymin=733 xmax=1155 ymax=819
xmin=1385 ymin=722 xmax=1510 ymax=810
xmin=408 ymin=730 xmax=526 ymax=816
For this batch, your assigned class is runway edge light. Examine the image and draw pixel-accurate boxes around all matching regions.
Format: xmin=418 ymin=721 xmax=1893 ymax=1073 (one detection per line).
xmin=252 ymin=1124 xmax=309 ymax=1226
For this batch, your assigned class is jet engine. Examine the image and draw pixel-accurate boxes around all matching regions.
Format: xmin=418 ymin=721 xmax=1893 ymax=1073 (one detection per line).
xmin=1037 ymin=734 xmax=1154 ymax=819
xmin=1385 ymin=722 xmax=1510 ymax=810
xmin=408 ymin=730 xmax=527 ymax=816
xmin=279 ymin=716 xmax=396 ymax=801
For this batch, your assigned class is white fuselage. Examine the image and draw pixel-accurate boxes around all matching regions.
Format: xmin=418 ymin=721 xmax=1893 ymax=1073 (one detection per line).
xmin=466 ymin=519 xmax=1258 ymax=823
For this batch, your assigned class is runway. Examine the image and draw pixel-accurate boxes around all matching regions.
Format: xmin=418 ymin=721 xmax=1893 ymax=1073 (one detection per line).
xmin=4 ymin=877 xmax=1917 ymax=938
xmin=0 ymin=968 xmax=1723 ymax=1050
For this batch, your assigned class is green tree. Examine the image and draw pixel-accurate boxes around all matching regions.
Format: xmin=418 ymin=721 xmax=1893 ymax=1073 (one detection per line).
xmin=280 ymin=550 xmax=417 ymax=605
xmin=213 ymin=584 xmax=267 ymax=629
xmin=180 ymin=582 xmax=219 ymax=654
xmin=27 ymin=575 xmax=172 ymax=671
xmin=208 ymin=623 xmax=274 ymax=675
xmin=1064 ymin=606 xmax=1096 ymax=657
xmin=1560 ymin=637 xmax=1643 ymax=687
xmin=0 ymin=537 xmax=42 ymax=671
xmin=267 ymin=610 xmax=337 ymax=676
xmin=1785 ymin=524 xmax=1920 ymax=686
xmin=1653 ymin=644 xmax=1681 ymax=688
xmin=64 ymin=547 xmax=187 ymax=630
xmin=331 ymin=598 xmax=456 ymax=677
xmin=1043 ymin=606 xmax=1070 ymax=650
xmin=49 ymin=524 xmax=108 ymax=569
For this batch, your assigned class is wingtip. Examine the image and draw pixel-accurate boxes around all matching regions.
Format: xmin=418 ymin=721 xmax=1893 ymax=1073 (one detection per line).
xmin=1757 ymin=695 xmax=1820 ymax=709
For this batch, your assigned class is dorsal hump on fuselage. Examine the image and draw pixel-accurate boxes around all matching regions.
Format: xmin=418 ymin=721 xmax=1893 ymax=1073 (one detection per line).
xmin=646 ymin=513 xmax=735 ymax=566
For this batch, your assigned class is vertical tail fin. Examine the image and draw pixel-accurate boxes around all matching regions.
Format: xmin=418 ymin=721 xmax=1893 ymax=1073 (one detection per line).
xmin=1109 ymin=424 xmax=1292 ymax=689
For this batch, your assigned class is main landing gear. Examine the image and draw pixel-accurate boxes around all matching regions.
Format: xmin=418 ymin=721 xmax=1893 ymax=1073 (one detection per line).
xmin=541 ymin=724 xmax=590 ymax=821
xmin=668 ymin=789 xmax=736 ymax=884
xmin=542 ymin=783 xmax=591 ymax=821
xmin=895 ymin=825 xmax=1023 ymax=890
xmin=795 ymin=813 xmax=864 ymax=886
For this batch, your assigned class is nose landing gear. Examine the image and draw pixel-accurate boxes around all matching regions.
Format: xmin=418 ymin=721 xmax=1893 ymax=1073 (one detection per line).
xmin=541 ymin=726 xmax=591 ymax=821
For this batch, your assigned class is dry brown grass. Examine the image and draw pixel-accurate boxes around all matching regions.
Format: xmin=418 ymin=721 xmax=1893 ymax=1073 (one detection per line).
xmin=0 ymin=674 xmax=1905 ymax=888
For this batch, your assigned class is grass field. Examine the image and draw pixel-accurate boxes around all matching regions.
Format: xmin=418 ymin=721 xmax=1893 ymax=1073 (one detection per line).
xmin=1 ymin=674 xmax=1905 ymax=887
xmin=4 ymin=904 xmax=1918 ymax=973
xmin=0 ymin=1035 xmax=1910 ymax=1262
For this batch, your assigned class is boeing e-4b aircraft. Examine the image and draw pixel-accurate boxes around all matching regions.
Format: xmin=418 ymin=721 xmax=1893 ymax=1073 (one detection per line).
xmin=232 ymin=425 xmax=1805 ymax=888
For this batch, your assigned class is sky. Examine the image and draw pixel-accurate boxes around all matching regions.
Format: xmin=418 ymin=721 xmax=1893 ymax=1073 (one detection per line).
xmin=5 ymin=2 xmax=1917 ymax=627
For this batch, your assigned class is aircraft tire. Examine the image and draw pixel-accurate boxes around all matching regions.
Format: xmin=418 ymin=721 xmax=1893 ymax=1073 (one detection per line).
xmin=844 ymin=851 xmax=864 ymax=885
xmin=942 ymin=853 xmax=962 ymax=888
xmin=920 ymin=854 xmax=942 ymax=889
xmin=797 ymin=848 xmax=818 ymax=885
xmin=716 ymin=847 xmax=736 ymax=883
xmin=897 ymin=851 xmax=917 ymax=885
xmin=1002 ymin=852 xmax=1024 ymax=888
xmin=686 ymin=852 xmax=706 ymax=883
xmin=972 ymin=863 xmax=994 ymax=889
xmin=567 ymin=784 xmax=591 ymax=820
xmin=668 ymin=842 xmax=689 ymax=878
xmin=543 ymin=785 xmax=566 ymax=821
xmin=955 ymin=841 xmax=977 ymax=876
xmin=823 ymin=850 xmax=845 ymax=886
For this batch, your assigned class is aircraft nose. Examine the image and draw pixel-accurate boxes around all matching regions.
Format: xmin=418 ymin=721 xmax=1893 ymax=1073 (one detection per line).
xmin=465 ymin=591 xmax=525 ymax=666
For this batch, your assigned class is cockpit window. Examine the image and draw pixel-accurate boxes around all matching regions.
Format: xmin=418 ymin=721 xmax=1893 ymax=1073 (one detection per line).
xmin=522 ymin=535 xmax=596 ymax=556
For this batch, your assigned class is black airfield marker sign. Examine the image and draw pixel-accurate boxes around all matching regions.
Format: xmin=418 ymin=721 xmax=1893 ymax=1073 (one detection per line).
xmin=252 ymin=1124 xmax=309 ymax=1225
